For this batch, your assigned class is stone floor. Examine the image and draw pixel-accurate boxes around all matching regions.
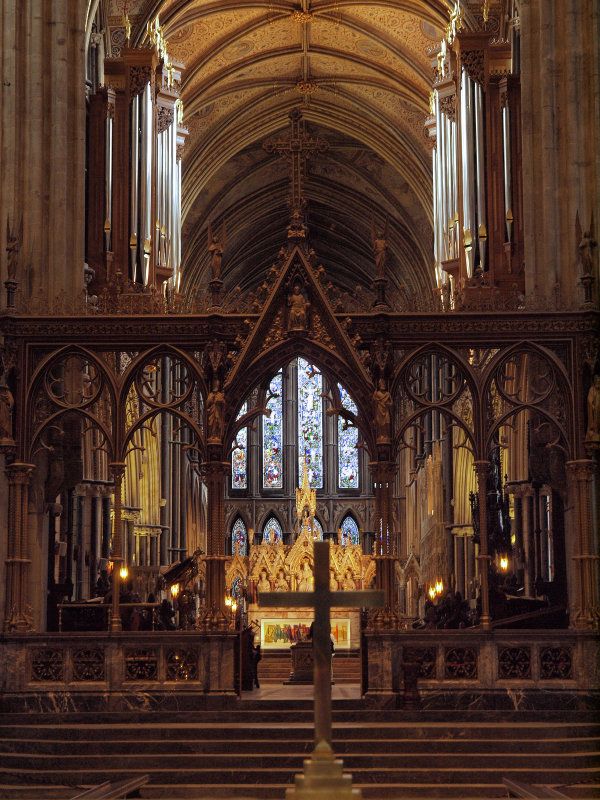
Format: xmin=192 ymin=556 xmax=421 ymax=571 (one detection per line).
xmin=242 ymin=684 xmax=361 ymax=701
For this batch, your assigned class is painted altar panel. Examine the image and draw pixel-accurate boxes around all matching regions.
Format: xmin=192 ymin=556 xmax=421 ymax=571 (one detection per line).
xmin=261 ymin=617 xmax=351 ymax=649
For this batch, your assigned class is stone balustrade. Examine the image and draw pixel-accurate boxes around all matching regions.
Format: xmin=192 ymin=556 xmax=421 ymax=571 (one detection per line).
xmin=0 ymin=631 xmax=240 ymax=711
xmin=362 ymin=629 xmax=600 ymax=706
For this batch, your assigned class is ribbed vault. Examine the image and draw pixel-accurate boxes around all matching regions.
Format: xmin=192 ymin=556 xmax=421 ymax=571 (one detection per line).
xmin=103 ymin=0 xmax=480 ymax=299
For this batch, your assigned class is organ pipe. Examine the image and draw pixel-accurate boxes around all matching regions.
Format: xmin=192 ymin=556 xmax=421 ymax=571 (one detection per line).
xmin=427 ymin=29 xmax=520 ymax=302
xmin=460 ymin=70 xmax=476 ymax=277
xmin=130 ymin=94 xmax=139 ymax=281
xmin=104 ymin=114 xmax=113 ymax=252
xmin=474 ymin=82 xmax=486 ymax=271
xmin=502 ymin=104 xmax=512 ymax=243
xmin=86 ymin=47 xmax=184 ymax=292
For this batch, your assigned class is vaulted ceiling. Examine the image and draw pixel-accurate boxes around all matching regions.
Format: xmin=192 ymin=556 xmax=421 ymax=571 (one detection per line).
xmin=103 ymin=1 xmax=489 ymax=298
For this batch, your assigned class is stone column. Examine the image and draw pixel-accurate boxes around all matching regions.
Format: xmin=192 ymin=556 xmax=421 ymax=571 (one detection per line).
xmin=0 ymin=1 xmax=86 ymax=302
xmin=566 ymin=460 xmax=599 ymax=629
xmin=200 ymin=459 xmax=229 ymax=625
xmin=520 ymin=0 xmax=599 ymax=305
xmin=109 ymin=462 xmax=125 ymax=632
xmin=89 ymin=493 xmax=97 ymax=596
xmin=473 ymin=460 xmax=491 ymax=629
xmin=521 ymin=487 xmax=534 ymax=596
xmin=370 ymin=460 xmax=399 ymax=625
xmin=3 ymin=462 xmax=35 ymax=631
xmin=370 ymin=461 xmax=396 ymax=556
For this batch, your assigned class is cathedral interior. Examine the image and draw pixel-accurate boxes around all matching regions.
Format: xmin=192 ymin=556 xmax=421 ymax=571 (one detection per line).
xmin=0 ymin=0 xmax=599 ymax=797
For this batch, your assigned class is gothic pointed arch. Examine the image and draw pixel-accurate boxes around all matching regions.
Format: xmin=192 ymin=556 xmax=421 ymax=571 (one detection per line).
xmin=224 ymin=242 xmax=376 ymax=452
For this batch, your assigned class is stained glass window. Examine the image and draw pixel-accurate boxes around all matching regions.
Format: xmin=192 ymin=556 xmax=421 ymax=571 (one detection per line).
xmin=340 ymin=515 xmax=360 ymax=546
xmin=263 ymin=516 xmax=283 ymax=545
xmin=232 ymin=401 xmax=248 ymax=489
xmin=263 ymin=372 xmax=283 ymax=488
xmin=231 ymin=517 xmax=247 ymax=556
xmin=298 ymin=358 xmax=323 ymax=488
xmin=338 ymin=384 xmax=359 ymax=489
xmin=312 ymin=518 xmax=323 ymax=540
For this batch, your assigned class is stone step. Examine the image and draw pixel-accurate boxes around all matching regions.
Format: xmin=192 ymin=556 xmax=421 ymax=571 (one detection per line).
xmin=1 ymin=786 xmax=598 ymax=800
xmin=2 ymin=751 xmax=598 ymax=771
xmin=0 ymin=708 xmax=596 ymax=800
xmin=1 ymin=708 xmax=598 ymax=723
xmin=1 ymin=765 xmax=598 ymax=786
xmin=0 ymin=721 xmax=598 ymax=740
xmin=1 ymin=736 xmax=597 ymax=756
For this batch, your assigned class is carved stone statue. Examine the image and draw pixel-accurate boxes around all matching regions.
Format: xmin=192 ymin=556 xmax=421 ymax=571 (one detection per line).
xmin=297 ymin=559 xmax=313 ymax=591
xmin=257 ymin=570 xmax=271 ymax=593
xmin=373 ymin=378 xmax=393 ymax=443
xmin=0 ymin=384 xmax=14 ymax=443
xmin=329 ymin=570 xmax=338 ymax=591
xmin=274 ymin=570 xmax=289 ymax=591
xmin=342 ymin=570 xmax=356 ymax=591
xmin=206 ymin=379 xmax=225 ymax=443
xmin=579 ymin=229 xmax=597 ymax=275
xmin=287 ymin=283 xmax=309 ymax=330
xmin=371 ymin=214 xmax=388 ymax=280
xmin=6 ymin=217 xmax=22 ymax=280
xmin=208 ymin=220 xmax=226 ymax=282
xmin=585 ymin=374 xmax=600 ymax=443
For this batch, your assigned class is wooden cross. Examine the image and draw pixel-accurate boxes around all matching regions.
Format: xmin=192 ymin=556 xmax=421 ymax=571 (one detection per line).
xmin=263 ymin=108 xmax=328 ymax=213
xmin=259 ymin=540 xmax=383 ymax=747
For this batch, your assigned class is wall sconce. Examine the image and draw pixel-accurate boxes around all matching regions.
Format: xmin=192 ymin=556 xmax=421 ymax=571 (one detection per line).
xmin=500 ymin=556 xmax=509 ymax=572
xmin=224 ymin=595 xmax=232 ymax=607
xmin=170 ymin=583 xmax=180 ymax=598
xmin=231 ymin=601 xmax=238 ymax=614
xmin=119 ymin=566 xmax=128 ymax=580
xmin=428 ymin=586 xmax=436 ymax=600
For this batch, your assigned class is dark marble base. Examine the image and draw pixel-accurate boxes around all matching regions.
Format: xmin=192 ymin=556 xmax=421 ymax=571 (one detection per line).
xmin=362 ymin=688 xmax=600 ymax=711
xmin=0 ymin=690 xmax=241 ymax=714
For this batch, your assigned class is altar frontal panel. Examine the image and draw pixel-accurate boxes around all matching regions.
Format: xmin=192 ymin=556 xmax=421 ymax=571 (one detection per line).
xmin=261 ymin=618 xmax=351 ymax=649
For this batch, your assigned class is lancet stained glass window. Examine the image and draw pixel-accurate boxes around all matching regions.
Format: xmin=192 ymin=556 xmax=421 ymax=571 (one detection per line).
xmin=263 ymin=372 xmax=283 ymax=488
xmin=338 ymin=384 xmax=359 ymax=489
xmin=340 ymin=515 xmax=360 ymax=546
xmin=298 ymin=358 xmax=323 ymax=488
xmin=232 ymin=401 xmax=248 ymax=489
xmin=263 ymin=516 xmax=282 ymax=545
xmin=231 ymin=517 xmax=247 ymax=556
xmin=312 ymin=518 xmax=323 ymax=540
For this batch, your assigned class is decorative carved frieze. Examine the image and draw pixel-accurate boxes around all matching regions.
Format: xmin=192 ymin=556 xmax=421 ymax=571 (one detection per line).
xmin=444 ymin=646 xmax=478 ymax=679
xmin=129 ymin=65 xmax=152 ymax=97
xmin=461 ymin=49 xmax=485 ymax=85
xmin=166 ymin=648 xmax=198 ymax=680
xmin=125 ymin=648 xmax=158 ymax=680
xmin=72 ymin=648 xmax=105 ymax=681
xmin=438 ymin=94 xmax=456 ymax=121
xmin=157 ymin=105 xmax=174 ymax=133
xmin=31 ymin=649 xmax=64 ymax=682
xmin=498 ymin=646 xmax=531 ymax=679
xmin=539 ymin=646 xmax=572 ymax=680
